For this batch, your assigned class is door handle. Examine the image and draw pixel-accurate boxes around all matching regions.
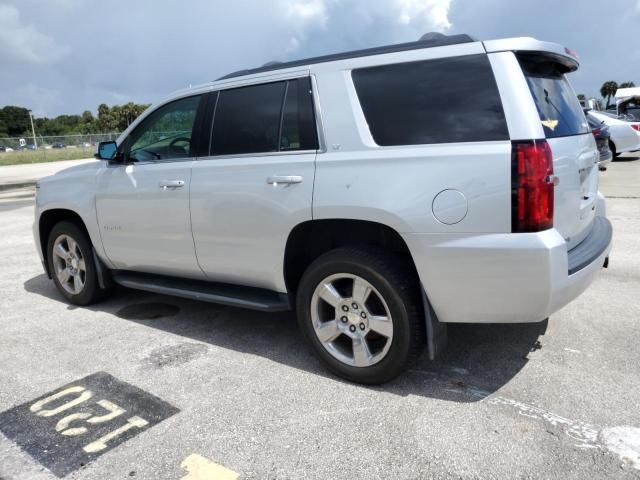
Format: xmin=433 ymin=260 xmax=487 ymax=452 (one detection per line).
xmin=159 ymin=180 xmax=185 ymax=189
xmin=266 ymin=175 xmax=303 ymax=185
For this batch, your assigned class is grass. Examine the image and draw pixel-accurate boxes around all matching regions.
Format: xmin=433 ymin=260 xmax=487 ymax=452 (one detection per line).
xmin=0 ymin=147 xmax=95 ymax=166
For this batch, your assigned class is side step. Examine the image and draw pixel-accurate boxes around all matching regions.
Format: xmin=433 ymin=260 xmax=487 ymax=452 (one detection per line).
xmin=112 ymin=271 xmax=291 ymax=312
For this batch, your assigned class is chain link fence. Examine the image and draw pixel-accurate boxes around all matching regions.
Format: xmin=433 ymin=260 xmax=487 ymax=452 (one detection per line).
xmin=0 ymin=133 xmax=122 ymax=165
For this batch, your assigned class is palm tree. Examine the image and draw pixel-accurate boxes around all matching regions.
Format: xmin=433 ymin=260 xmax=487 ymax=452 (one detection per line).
xmin=619 ymin=81 xmax=636 ymax=89
xmin=600 ymin=81 xmax=618 ymax=107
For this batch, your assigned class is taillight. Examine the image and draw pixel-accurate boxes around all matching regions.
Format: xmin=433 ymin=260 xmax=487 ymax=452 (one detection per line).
xmin=592 ymin=127 xmax=601 ymax=137
xmin=511 ymin=140 xmax=555 ymax=233
xmin=631 ymin=124 xmax=640 ymax=132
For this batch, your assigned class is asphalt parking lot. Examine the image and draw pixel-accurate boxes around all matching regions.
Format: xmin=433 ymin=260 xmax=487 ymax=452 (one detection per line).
xmin=0 ymin=155 xmax=639 ymax=479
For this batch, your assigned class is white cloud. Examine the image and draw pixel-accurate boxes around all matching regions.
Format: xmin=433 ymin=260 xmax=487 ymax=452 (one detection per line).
xmin=278 ymin=0 xmax=453 ymax=54
xmin=284 ymin=0 xmax=329 ymax=26
xmin=396 ymin=0 xmax=452 ymax=30
xmin=0 ymin=4 xmax=69 ymax=64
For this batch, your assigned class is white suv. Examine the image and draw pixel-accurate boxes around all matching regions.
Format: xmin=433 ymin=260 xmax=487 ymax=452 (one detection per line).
xmin=34 ymin=34 xmax=612 ymax=384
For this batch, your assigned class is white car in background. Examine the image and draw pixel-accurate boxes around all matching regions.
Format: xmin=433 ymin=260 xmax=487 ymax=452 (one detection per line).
xmin=589 ymin=111 xmax=640 ymax=157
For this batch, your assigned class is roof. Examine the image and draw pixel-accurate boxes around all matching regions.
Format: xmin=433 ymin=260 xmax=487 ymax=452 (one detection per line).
xmin=217 ymin=33 xmax=477 ymax=80
xmin=616 ymin=87 xmax=640 ymax=104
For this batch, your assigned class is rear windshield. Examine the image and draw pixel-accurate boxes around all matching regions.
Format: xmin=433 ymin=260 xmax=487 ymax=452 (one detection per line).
xmin=519 ymin=55 xmax=589 ymax=138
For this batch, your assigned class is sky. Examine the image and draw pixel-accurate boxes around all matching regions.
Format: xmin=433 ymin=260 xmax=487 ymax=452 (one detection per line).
xmin=1 ymin=0 xmax=639 ymax=117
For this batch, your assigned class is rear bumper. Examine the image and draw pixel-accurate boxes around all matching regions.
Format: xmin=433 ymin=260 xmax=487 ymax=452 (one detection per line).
xmin=403 ymin=215 xmax=612 ymax=324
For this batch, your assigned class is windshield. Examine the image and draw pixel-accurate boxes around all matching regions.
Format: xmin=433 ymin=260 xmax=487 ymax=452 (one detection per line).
xmin=519 ymin=56 xmax=589 ymax=138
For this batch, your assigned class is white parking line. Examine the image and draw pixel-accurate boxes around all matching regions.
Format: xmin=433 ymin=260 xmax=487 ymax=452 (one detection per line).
xmin=180 ymin=454 xmax=239 ymax=480
xmin=411 ymin=369 xmax=640 ymax=470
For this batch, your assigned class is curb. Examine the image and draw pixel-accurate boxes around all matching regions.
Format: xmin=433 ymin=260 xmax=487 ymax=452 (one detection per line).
xmin=0 ymin=181 xmax=38 ymax=192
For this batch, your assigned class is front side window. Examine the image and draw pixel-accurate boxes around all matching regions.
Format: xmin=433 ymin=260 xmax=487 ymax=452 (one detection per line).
xmin=127 ymin=95 xmax=202 ymax=162
xmin=352 ymin=54 xmax=509 ymax=146
xmin=211 ymin=78 xmax=318 ymax=156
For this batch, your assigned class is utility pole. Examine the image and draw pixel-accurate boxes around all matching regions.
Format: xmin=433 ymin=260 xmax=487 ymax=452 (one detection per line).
xmin=28 ymin=109 xmax=38 ymax=150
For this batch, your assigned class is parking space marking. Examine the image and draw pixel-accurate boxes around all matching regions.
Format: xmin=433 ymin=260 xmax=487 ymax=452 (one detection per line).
xmin=180 ymin=454 xmax=239 ymax=480
xmin=0 ymin=372 xmax=179 ymax=477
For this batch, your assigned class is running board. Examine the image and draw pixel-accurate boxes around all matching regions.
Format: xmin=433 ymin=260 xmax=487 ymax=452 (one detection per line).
xmin=111 ymin=271 xmax=291 ymax=312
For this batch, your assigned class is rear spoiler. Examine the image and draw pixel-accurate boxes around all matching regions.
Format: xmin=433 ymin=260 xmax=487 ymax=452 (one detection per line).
xmin=483 ymin=37 xmax=579 ymax=72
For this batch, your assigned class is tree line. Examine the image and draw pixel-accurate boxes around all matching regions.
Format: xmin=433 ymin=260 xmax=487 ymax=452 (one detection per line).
xmin=0 ymin=103 xmax=150 ymax=138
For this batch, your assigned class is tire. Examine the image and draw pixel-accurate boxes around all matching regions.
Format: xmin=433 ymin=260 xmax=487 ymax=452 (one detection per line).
xmin=47 ymin=221 xmax=111 ymax=306
xmin=296 ymin=247 xmax=425 ymax=384
xmin=609 ymin=140 xmax=619 ymax=158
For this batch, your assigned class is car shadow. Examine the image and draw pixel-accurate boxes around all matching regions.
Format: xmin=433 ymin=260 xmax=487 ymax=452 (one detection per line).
xmin=613 ymin=154 xmax=640 ymax=162
xmin=24 ymin=274 xmax=547 ymax=403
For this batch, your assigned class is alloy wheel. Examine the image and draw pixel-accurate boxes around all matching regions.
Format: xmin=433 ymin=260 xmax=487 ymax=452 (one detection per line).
xmin=52 ymin=234 xmax=86 ymax=295
xmin=310 ymin=273 xmax=394 ymax=367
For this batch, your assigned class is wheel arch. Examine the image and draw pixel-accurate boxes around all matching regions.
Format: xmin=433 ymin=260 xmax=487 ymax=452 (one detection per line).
xmin=283 ymin=218 xmax=447 ymax=358
xmin=283 ymin=219 xmax=416 ymax=294
xmin=38 ymin=209 xmax=92 ymax=278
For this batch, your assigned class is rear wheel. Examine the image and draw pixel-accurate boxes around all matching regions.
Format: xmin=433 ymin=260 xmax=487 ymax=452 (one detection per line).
xmin=609 ymin=140 xmax=619 ymax=158
xmin=296 ymin=248 xmax=424 ymax=384
xmin=47 ymin=221 xmax=111 ymax=305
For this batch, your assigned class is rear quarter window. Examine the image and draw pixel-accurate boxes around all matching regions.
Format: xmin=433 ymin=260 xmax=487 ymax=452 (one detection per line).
xmin=519 ymin=55 xmax=589 ymax=139
xmin=351 ymin=54 xmax=509 ymax=146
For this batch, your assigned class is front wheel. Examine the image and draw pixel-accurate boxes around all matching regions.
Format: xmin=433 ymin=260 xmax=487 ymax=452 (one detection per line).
xmin=296 ymin=248 xmax=424 ymax=384
xmin=47 ymin=221 xmax=111 ymax=306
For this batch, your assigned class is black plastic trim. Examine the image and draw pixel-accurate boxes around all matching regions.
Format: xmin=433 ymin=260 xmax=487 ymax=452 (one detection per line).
xmin=92 ymin=248 xmax=114 ymax=289
xmin=421 ymin=286 xmax=447 ymax=360
xmin=112 ymin=271 xmax=291 ymax=312
xmin=217 ymin=34 xmax=477 ymax=80
xmin=191 ymin=92 xmax=213 ymax=158
xmin=567 ymin=216 xmax=612 ymax=275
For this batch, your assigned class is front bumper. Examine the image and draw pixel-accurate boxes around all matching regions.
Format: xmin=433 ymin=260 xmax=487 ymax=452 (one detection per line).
xmin=403 ymin=216 xmax=612 ymax=324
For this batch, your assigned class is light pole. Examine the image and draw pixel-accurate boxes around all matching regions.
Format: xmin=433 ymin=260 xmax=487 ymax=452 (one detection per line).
xmin=28 ymin=109 xmax=38 ymax=150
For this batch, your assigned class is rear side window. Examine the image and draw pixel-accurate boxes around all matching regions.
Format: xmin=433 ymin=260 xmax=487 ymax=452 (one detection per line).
xmin=519 ymin=55 xmax=589 ymax=138
xmin=211 ymin=78 xmax=318 ymax=156
xmin=280 ymin=78 xmax=318 ymax=151
xmin=212 ymin=82 xmax=285 ymax=155
xmin=352 ymin=54 xmax=509 ymax=146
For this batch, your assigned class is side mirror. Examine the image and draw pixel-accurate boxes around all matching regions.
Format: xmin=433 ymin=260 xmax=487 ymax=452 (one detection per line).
xmin=95 ymin=141 xmax=119 ymax=161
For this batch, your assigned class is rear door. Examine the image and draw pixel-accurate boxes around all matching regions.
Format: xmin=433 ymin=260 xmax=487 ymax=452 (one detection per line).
xmin=190 ymin=76 xmax=318 ymax=292
xmin=518 ymin=54 xmax=598 ymax=249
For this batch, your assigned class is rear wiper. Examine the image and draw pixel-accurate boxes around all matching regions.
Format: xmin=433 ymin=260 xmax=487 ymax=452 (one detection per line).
xmin=543 ymin=88 xmax=572 ymax=129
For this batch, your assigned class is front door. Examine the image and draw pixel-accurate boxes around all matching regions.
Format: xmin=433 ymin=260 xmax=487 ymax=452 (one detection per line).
xmin=96 ymin=94 xmax=206 ymax=279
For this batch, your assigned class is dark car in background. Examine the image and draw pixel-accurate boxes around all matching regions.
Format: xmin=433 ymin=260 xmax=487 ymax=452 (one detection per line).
xmin=51 ymin=143 xmax=66 ymax=149
xmin=587 ymin=113 xmax=613 ymax=170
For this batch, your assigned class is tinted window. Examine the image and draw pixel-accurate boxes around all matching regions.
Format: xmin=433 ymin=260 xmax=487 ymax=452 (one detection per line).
xmin=280 ymin=78 xmax=319 ymax=151
xmin=211 ymin=82 xmax=283 ymax=155
xmin=128 ymin=95 xmax=201 ymax=162
xmin=211 ymin=79 xmax=318 ymax=156
xmin=519 ymin=56 xmax=589 ymax=138
xmin=352 ymin=55 xmax=509 ymax=146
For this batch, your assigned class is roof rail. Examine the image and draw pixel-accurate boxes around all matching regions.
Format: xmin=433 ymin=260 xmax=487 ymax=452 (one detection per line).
xmin=216 ymin=33 xmax=477 ymax=81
